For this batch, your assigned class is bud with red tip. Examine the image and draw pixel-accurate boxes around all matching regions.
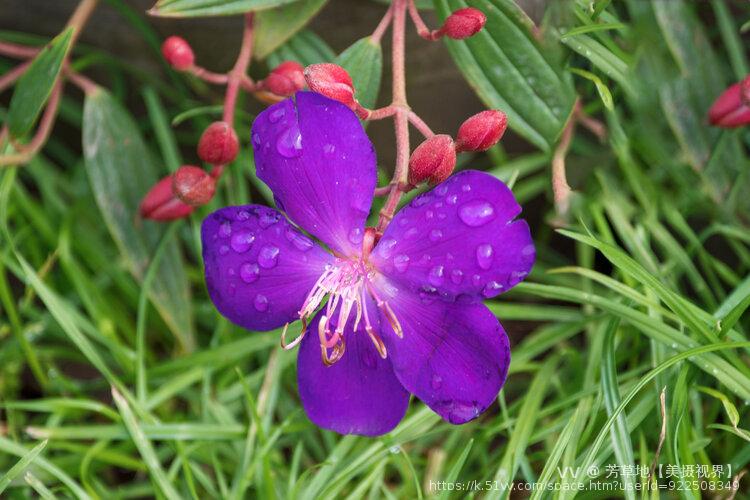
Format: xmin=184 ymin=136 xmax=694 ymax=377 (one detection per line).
xmin=161 ymin=36 xmax=194 ymax=71
xmin=709 ymin=75 xmax=750 ymax=128
xmin=304 ymin=63 xmax=357 ymax=109
xmin=140 ymin=175 xmax=195 ymax=221
xmin=198 ymin=121 xmax=239 ymax=165
xmin=264 ymin=61 xmax=306 ymax=97
xmin=408 ymin=135 xmax=457 ymax=186
xmin=173 ymin=165 xmax=216 ymax=206
xmin=456 ymin=110 xmax=507 ymax=152
xmin=439 ymin=8 xmax=486 ymax=40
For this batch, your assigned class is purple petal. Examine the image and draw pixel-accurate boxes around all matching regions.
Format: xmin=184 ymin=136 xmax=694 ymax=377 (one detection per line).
xmin=251 ymin=92 xmax=377 ymax=256
xmin=370 ymin=170 xmax=534 ymax=303
xmin=297 ymin=304 xmax=410 ymax=436
xmin=373 ymin=276 xmax=510 ymax=424
xmin=201 ymin=205 xmax=332 ymax=331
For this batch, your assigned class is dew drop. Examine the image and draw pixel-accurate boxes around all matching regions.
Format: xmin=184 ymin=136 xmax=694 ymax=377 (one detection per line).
xmin=219 ymin=245 xmax=230 ymax=256
xmin=411 ymin=195 xmax=431 ymax=208
xmin=239 ymin=263 xmax=260 ymax=283
xmin=405 ymin=227 xmax=419 ymax=239
xmin=476 ymin=244 xmax=494 ymax=270
xmin=429 ymin=229 xmax=443 ymax=242
xmin=425 ymin=210 xmax=435 ymax=220
xmin=323 ymin=143 xmax=336 ymax=156
xmin=459 ymin=200 xmax=496 ymax=227
xmin=287 ymin=229 xmax=314 ymax=252
xmin=522 ymin=244 xmax=535 ymax=256
xmin=436 ymin=185 xmax=448 ymax=196
xmin=451 ymin=269 xmax=464 ymax=284
xmin=276 ymin=125 xmax=303 ymax=158
xmin=462 ymin=184 xmax=472 ymax=192
xmin=398 ymin=217 xmax=409 ymax=227
xmin=252 ymin=133 xmax=261 ymax=146
xmin=268 ymin=107 xmax=285 ymax=123
xmin=393 ymin=254 xmax=410 ymax=273
xmin=446 ymin=194 xmax=458 ymax=205
xmin=219 ymin=222 xmax=232 ymax=238
xmin=231 ymin=230 xmax=255 ymax=253
xmin=472 ymin=274 xmax=482 ymax=285
xmin=377 ymin=238 xmax=397 ymax=259
xmin=428 ymin=265 xmax=445 ymax=286
xmin=431 ymin=375 xmax=443 ymax=389
xmin=254 ymin=294 xmax=269 ymax=312
xmin=348 ymin=227 xmax=363 ymax=245
xmin=236 ymin=210 xmax=250 ymax=221
xmin=259 ymin=211 xmax=279 ymax=228
xmin=482 ymin=281 xmax=503 ymax=297
xmin=258 ymin=245 xmax=280 ymax=268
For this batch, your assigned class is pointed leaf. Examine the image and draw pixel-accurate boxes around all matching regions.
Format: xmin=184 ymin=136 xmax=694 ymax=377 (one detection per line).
xmin=335 ymin=37 xmax=382 ymax=110
xmin=148 ymin=0 xmax=297 ymax=17
xmin=7 ymin=28 xmax=73 ymax=137
xmin=254 ymin=0 xmax=328 ymax=59
xmin=432 ymin=0 xmax=576 ymax=151
xmin=266 ymin=29 xmax=335 ymax=67
xmin=82 ymin=90 xmax=194 ymax=352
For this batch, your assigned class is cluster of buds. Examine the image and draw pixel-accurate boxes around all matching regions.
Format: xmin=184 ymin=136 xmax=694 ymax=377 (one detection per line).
xmin=709 ymin=75 xmax=750 ymax=128
xmin=408 ymin=110 xmax=507 ymax=185
xmin=160 ymin=35 xmax=305 ymax=99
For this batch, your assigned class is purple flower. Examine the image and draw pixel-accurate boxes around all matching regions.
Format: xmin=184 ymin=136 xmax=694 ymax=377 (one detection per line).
xmin=201 ymin=92 xmax=535 ymax=436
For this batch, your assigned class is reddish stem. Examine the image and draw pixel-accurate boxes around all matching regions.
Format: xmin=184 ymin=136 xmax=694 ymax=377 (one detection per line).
xmin=371 ymin=4 xmax=393 ymax=44
xmin=189 ymin=65 xmax=229 ymax=85
xmin=0 ymin=42 xmax=38 ymax=59
xmin=376 ymin=0 xmax=410 ymax=234
xmin=407 ymin=110 xmax=434 ymax=138
xmin=223 ymin=13 xmax=255 ymax=124
xmin=0 ymin=61 xmax=32 ymax=93
xmin=406 ymin=0 xmax=440 ymax=41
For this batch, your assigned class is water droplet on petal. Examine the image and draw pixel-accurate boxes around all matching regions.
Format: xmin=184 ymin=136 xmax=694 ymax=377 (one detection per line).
xmin=258 ymin=245 xmax=280 ymax=268
xmin=236 ymin=210 xmax=250 ymax=221
xmin=323 ymin=143 xmax=336 ymax=156
xmin=219 ymin=222 xmax=232 ymax=238
xmin=231 ymin=230 xmax=255 ymax=253
xmin=393 ymin=254 xmax=410 ymax=273
xmin=425 ymin=210 xmax=434 ymax=220
xmin=405 ymin=227 xmax=419 ymax=239
xmin=276 ymin=125 xmax=303 ymax=158
xmin=429 ymin=229 xmax=443 ymax=241
xmin=482 ymin=281 xmax=503 ymax=297
xmin=286 ymin=229 xmax=313 ymax=252
xmin=348 ymin=227 xmax=363 ymax=245
xmin=436 ymin=185 xmax=448 ymax=196
xmin=398 ymin=217 xmax=409 ymax=227
xmin=252 ymin=133 xmax=261 ymax=146
xmin=219 ymin=245 xmax=230 ymax=256
xmin=240 ymin=263 xmax=260 ymax=283
xmin=269 ymin=107 xmax=285 ymax=123
xmin=462 ymin=184 xmax=471 ymax=192
xmin=254 ymin=294 xmax=269 ymax=312
xmin=377 ymin=238 xmax=397 ymax=259
xmin=451 ymin=269 xmax=464 ymax=284
xmin=476 ymin=244 xmax=494 ymax=270
xmin=472 ymin=274 xmax=482 ymax=285
xmin=431 ymin=375 xmax=443 ymax=389
xmin=459 ymin=200 xmax=496 ymax=227
xmin=259 ymin=211 xmax=279 ymax=228
xmin=446 ymin=194 xmax=458 ymax=205
xmin=411 ymin=195 xmax=431 ymax=208
xmin=428 ymin=265 xmax=445 ymax=286
xmin=522 ymin=244 xmax=535 ymax=256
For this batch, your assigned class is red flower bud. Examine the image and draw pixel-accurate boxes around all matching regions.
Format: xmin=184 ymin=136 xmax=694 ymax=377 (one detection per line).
xmin=161 ymin=36 xmax=194 ymax=71
xmin=456 ymin=110 xmax=507 ymax=152
xmin=140 ymin=175 xmax=194 ymax=221
xmin=173 ymin=165 xmax=216 ymax=206
xmin=264 ymin=61 xmax=306 ymax=97
xmin=304 ymin=63 xmax=357 ymax=108
xmin=408 ymin=134 xmax=457 ymax=186
xmin=197 ymin=121 xmax=239 ymax=165
xmin=440 ymin=8 xmax=486 ymax=40
xmin=709 ymin=75 xmax=750 ymax=128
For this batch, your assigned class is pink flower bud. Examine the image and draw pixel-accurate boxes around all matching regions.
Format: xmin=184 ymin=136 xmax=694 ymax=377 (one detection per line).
xmin=264 ymin=61 xmax=306 ymax=97
xmin=440 ymin=8 xmax=486 ymax=40
xmin=408 ymin=135 xmax=457 ymax=186
xmin=197 ymin=121 xmax=239 ymax=165
xmin=304 ymin=63 xmax=357 ymax=108
xmin=161 ymin=36 xmax=194 ymax=71
xmin=140 ymin=175 xmax=194 ymax=221
xmin=173 ymin=165 xmax=216 ymax=206
xmin=709 ymin=75 xmax=750 ymax=128
xmin=456 ymin=110 xmax=507 ymax=152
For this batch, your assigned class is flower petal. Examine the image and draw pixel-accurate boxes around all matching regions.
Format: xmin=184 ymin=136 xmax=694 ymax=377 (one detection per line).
xmin=374 ymin=277 xmax=510 ymax=424
xmin=297 ymin=305 xmax=410 ymax=436
xmin=370 ymin=170 xmax=534 ymax=303
xmin=201 ymin=205 xmax=332 ymax=331
xmin=251 ymin=91 xmax=377 ymax=256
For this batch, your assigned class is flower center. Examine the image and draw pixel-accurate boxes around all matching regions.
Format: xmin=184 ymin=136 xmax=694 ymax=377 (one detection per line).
xmin=281 ymin=257 xmax=403 ymax=366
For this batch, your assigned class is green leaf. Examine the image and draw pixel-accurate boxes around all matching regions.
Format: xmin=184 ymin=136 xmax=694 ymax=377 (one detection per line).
xmin=82 ymin=90 xmax=194 ymax=352
xmin=0 ymin=440 xmax=47 ymax=495
xmin=335 ymin=37 xmax=383 ymax=110
xmin=254 ymin=0 xmax=329 ymax=60
xmin=570 ymin=67 xmax=613 ymax=110
xmin=6 ymin=28 xmax=73 ymax=137
xmin=433 ymin=0 xmax=576 ymax=151
xmin=266 ymin=29 xmax=335 ymax=68
xmin=148 ymin=0 xmax=297 ymax=17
